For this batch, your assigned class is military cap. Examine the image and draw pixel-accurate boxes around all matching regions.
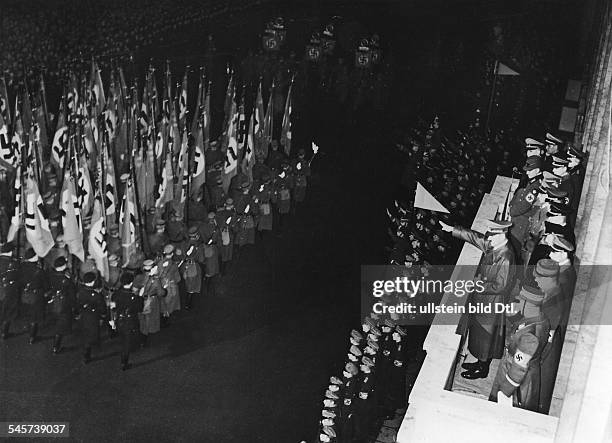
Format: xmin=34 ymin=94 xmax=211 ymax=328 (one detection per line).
xmin=525 ymin=138 xmax=544 ymax=147
xmin=325 ymin=390 xmax=339 ymax=400
xmin=345 ymin=362 xmax=358 ymax=373
xmin=24 ymin=248 xmax=38 ymax=262
xmin=362 ymin=356 xmax=375 ymax=367
xmin=120 ymin=173 xmax=130 ymax=183
xmin=225 ymin=198 xmax=234 ymax=207
xmin=349 ymin=345 xmax=362 ymax=356
xmin=83 ymin=272 xmax=97 ymax=285
xmin=143 ymin=259 xmax=155 ymax=270
xmin=545 ymin=187 xmax=568 ymax=199
xmin=54 ymin=256 xmax=67 ymax=269
xmin=321 ymin=418 xmax=335 ymax=427
xmin=207 ymin=212 xmax=216 ymax=220
xmin=120 ymin=273 xmax=134 ymax=286
xmin=518 ymin=284 xmax=545 ymax=305
xmin=396 ymin=326 xmax=408 ymax=336
xmin=366 ymin=340 xmax=379 ymax=352
xmin=350 ymin=329 xmax=364 ymax=341
xmin=322 ymin=409 xmax=336 ymax=419
xmin=547 ymin=202 xmax=569 ymax=216
xmin=322 ymin=426 xmax=336 ymax=438
xmin=329 ymin=376 xmax=343 ymax=386
xmin=42 ymin=191 xmax=54 ymax=201
xmin=542 ymin=170 xmax=562 ymax=181
xmin=523 ymin=156 xmax=542 ymax=171
xmin=328 ymin=383 xmax=340 ymax=393
xmin=322 ymin=399 xmax=336 ymax=408
xmin=545 ymin=132 xmax=563 ymax=145
xmin=240 ymin=179 xmax=250 ymax=189
xmin=369 ymin=326 xmax=382 ymax=337
xmin=550 ymin=235 xmax=574 ymax=252
xmin=383 ymin=319 xmax=395 ymax=328
xmin=188 ymin=226 xmax=200 ymax=238
xmin=485 ymin=219 xmax=512 ymax=233
xmin=552 ymin=155 xmax=569 ymax=165
xmin=163 ymin=244 xmax=175 ymax=255
xmin=362 ymin=317 xmax=375 ymax=330
xmin=567 ymin=145 xmax=585 ymax=159
xmin=535 ymin=259 xmax=560 ymax=278
xmin=156 ymin=219 xmax=166 ymax=227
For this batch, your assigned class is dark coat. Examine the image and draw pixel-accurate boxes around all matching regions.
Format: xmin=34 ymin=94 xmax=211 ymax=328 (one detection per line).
xmin=453 ymin=227 xmax=516 ymax=360
xmin=77 ymin=285 xmax=106 ymax=345
xmin=47 ymin=270 xmax=76 ymax=335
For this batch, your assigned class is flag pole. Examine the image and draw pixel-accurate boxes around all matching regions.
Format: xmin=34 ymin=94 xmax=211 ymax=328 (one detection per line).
xmin=485 ymin=60 xmax=499 ymax=135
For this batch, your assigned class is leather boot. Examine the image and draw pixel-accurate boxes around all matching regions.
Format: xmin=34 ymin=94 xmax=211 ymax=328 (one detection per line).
xmin=461 ymin=360 xmax=490 ymax=380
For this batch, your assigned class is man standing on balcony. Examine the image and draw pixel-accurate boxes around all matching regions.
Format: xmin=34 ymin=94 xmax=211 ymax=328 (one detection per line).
xmin=439 ymin=219 xmax=516 ymax=380
xmin=489 ymin=282 xmax=550 ymax=411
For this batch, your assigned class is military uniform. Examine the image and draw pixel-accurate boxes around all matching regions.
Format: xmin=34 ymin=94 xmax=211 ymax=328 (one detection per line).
xmin=216 ymin=201 xmax=237 ymax=270
xmin=77 ymin=275 xmax=107 ymax=363
xmin=291 ymin=152 xmax=311 ymax=205
xmin=19 ymin=256 xmax=46 ymax=342
xmin=46 ymin=265 xmax=77 ymax=353
xmin=158 ymin=247 xmax=181 ymax=318
xmin=0 ymin=263 xmax=20 ymax=339
xmin=112 ymin=278 xmax=144 ymax=370
xmin=253 ymin=179 xmax=274 ymax=234
xmin=453 ymin=223 xmax=516 ymax=371
xmin=137 ymin=266 xmax=164 ymax=336
xmin=489 ymin=311 xmax=550 ymax=411
xmin=233 ymin=188 xmax=256 ymax=247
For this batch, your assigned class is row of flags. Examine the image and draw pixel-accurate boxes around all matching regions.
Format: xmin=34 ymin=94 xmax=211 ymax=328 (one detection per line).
xmin=0 ymin=60 xmax=296 ymax=282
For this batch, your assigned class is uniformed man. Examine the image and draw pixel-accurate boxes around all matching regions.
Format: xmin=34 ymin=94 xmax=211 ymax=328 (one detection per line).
xmin=440 ymin=219 xmax=516 ymax=379
xmin=181 ymin=245 xmax=202 ymax=310
xmin=354 ymin=355 xmax=378 ymax=440
xmin=148 ymin=219 xmax=169 ymax=257
xmin=291 ymin=149 xmax=311 ymax=213
xmin=532 ymin=256 xmax=569 ymax=414
xmin=0 ymin=259 xmax=20 ymax=339
xmin=158 ymin=244 xmax=181 ymax=325
xmin=338 ymin=361 xmax=360 ymax=442
xmin=254 ymin=173 xmax=274 ymax=239
xmin=216 ymin=198 xmax=236 ymax=275
xmin=46 ymin=256 xmax=76 ymax=354
xmin=234 ymin=182 xmax=256 ymax=253
xmin=273 ymin=162 xmax=293 ymax=232
xmin=489 ymin=284 xmax=550 ymax=411
xmin=167 ymin=211 xmax=187 ymax=247
xmin=19 ymin=249 xmax=46 ymax=343
xmin=77 ymin=272 xmax=107 ymax=364
xmin=111 ymin=273 xmax=144 ymax=370
xmin=137 ymin=260 xmax=163 ymax=345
